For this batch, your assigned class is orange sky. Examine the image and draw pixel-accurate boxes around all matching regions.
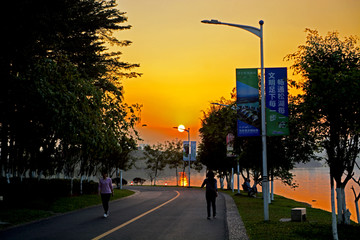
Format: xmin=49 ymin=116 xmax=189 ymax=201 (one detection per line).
xmin=115 ymin=0 xmax=360 ymax=145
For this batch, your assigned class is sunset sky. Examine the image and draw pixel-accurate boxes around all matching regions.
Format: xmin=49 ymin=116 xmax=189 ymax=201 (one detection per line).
xmin=115 ymin=0 xmax=360 ymax=145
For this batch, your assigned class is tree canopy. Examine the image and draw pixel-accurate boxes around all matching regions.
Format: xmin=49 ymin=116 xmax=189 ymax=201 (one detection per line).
xmin=0 ymin=0 xmax=141 ymax=179
xmin=286 ymin=29 xmax=360 ymax=225
xmin=143 ymin=143 xmax=167 ymax=186
xmin=198 ymin=93 xmax=302 ymax=189
xmin=164 ymin=139 xmax=184 ymax=186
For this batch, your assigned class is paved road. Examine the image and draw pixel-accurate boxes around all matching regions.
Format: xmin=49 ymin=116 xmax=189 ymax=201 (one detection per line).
xmin=0 ymin=186 xmax=227 ymax=240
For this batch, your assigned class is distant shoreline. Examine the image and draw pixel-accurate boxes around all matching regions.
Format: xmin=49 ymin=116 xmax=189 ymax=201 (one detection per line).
xmin=294 ymin=159 xmax=325 ymax=168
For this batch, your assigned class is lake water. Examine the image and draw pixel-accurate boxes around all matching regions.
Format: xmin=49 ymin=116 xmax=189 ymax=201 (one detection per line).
xmin=274 ymin=167 xmax=360 ymax=222
xmin=123 ymin=161 xmax=360 ymax=222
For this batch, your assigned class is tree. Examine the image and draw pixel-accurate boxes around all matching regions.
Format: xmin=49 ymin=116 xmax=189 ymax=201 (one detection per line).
xmin=143 ymin=143 xmax=167 ymax=186
xmin=0 ymin=0 xmax=141 ymax=179
xmin=198 ymin=97 xmax=237 ymax=189
xmin=198 ymin=90 xmax=310 ymax=192
xmin=286 ymin=29 xmax=360 ymax=229
xmin=133 ymin=177 xmax=146 ymax=185
xmin=164 ymin=139 xmax=184 ymax=186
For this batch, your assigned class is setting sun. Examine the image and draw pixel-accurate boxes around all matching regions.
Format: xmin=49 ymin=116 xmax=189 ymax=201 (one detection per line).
xmin=177 ymin=124 xmax=186 ymax=133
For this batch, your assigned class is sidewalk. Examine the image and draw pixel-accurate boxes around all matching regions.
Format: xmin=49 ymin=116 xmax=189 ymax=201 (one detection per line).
xmin=223 ymin=193 xmax=249 ymax=240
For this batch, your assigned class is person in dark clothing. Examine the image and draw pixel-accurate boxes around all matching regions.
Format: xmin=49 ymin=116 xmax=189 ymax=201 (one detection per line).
xmin=201 ymin=171 xmax=218 ymax=219
xmin=244 ymin=178 xmax=257 ymax=197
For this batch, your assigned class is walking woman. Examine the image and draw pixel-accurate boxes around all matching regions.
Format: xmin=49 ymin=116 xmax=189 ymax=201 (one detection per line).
xmin=98 ymin=171 xmax=114 ymax=218
xmin=201 ymin=171 xmax=218 ymax=220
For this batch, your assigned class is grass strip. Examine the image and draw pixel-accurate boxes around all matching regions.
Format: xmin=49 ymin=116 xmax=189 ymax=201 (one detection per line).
xmin=225 ymin=190 xmax=360 ymax=240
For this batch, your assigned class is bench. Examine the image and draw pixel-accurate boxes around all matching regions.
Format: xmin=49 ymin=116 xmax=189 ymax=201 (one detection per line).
xmin=291 ymin=208 xmax=306 ymax=222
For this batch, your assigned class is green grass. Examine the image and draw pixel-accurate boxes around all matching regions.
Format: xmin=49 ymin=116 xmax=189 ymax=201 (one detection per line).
xmin=225 ymin=190 xmax=360 ymax=240
xmin=0 ymin=189 xmax=134 ymax=229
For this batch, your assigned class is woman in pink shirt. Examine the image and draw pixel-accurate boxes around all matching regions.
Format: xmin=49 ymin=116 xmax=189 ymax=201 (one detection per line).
xmin=98 ymin=172 xmax=113 ymax=218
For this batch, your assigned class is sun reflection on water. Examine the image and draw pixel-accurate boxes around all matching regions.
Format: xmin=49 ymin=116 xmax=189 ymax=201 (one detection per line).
xmin=179 ymin=172 xmax=188 ymax=187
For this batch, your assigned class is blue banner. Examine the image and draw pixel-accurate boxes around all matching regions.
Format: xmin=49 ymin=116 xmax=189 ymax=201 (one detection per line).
xmin=190 ymin=141 xmax=196 ymax=161
xmin=183 ymin=141 xmax=190 ymax=161
xmin=183 ymin=141 xmax=196 ymax=161
xmin=265 ymin=67 xmax=289 ymax=136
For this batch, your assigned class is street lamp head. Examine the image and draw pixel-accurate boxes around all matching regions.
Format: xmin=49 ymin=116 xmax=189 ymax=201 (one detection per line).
xmin=201 ymin=19 xmax=220 ymax=24
xmin=211 ymin=102 xmax=222 ymax=107
xmin=259 ymin=20 xmax=264 ymax=25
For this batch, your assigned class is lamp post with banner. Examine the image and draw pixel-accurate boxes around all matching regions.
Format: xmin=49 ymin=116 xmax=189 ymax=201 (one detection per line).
xmin=202 ymin=19 xmax=269 ymax=221
xmin=173 ymin=125 xmax=193 ymax=187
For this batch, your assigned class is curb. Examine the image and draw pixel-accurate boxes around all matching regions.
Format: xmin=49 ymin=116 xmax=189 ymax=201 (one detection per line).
xmin=222 ymin=192 xmax=249 ymax=240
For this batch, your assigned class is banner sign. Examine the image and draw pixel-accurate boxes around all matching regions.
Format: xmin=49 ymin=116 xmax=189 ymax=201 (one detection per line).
xmin=183 ymin=141 xmax=196 ymax=161
xmin=183 ymin=141 xmax=190 ymax=161
xmin=226 ymin=133 xmax=236 ymax=157
xmin=190 ymin=141 xmax=196 ymax=161
xmin=265 ymin=67 xmax=289 ymax=136
xmin=236 ymin=68 xmax=261 ymax=137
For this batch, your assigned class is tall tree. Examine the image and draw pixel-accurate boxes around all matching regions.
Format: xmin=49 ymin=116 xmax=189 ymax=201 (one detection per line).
xmin=143 ymin=143 xmax=167 ymax=186
xmin=0 ymin=0 xmax=141 ymax=179
xmin=286 ymin=29 xmax=360 ymax=228
xmin=198 ymin=93 xmax=308 ymax=191
xmin=164 ymin=139 xmax=184 ymax=186
xmin=198 ymin=97 xmax=237 ymax=189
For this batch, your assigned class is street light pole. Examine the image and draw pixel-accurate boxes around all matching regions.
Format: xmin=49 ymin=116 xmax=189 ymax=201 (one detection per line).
xmin=173 ymin=125 xmax=191 ymax=187
xmin=259 ymin=21 xmax=270 ymax=212
xmin=187 ymin=128 xmax=190 ymax=188
xmin=203 ymin=19 xmax=269 ymax=221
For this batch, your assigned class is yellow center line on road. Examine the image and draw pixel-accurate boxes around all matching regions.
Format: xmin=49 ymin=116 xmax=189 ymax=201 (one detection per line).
xmin=91 ymin=190 xmax=181 ymax=240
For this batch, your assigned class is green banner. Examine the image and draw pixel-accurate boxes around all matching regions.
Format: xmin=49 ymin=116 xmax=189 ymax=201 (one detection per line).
xmin=236 ymin=68 xmax=261 ymax=137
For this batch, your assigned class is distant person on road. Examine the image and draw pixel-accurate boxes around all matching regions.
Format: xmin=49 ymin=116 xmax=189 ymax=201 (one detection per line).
xmin=98 ymin=171 xmax=114 ymax=218
xmin=201 ymin=171 xmax=218 ymax=220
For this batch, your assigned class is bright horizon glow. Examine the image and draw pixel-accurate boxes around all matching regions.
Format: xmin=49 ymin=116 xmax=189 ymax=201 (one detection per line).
xmin=177 ymin=124 xmax=186 ymax=133
xmin=117 ymin=0 xmax=360 ymax=145
xmin=179 ymin=172 xmax=188 ymax=187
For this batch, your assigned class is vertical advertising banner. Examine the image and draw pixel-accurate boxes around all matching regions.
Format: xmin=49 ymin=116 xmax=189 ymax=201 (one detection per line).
xmin=236 ymin=68 xmax=261 ymax=137
xmin=190 ymin=141 xmax=196 ymax=161
xmin=265 ymin=67 xmax=289 ymax=136
xmin=183 ymin=141 xmax=190 ymax=161
xmin=226 ymin=133 xmax=236 ymax=157
xmin=183 ymin=141 xmax=196 ymax=161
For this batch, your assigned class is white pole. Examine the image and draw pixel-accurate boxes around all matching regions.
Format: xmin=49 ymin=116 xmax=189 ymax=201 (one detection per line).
xmin=120 ymin=169 xmax=123 ymax=190
xmin=271 ymin=179 xmax=274 ymax=201
xmin=331 ymin=175 xmax=339 ymax=240
xmin=237 ymin=159 xmax=240 ymax=194
xmin=183 ymin=162 xmax=185 ymax=187
xmin=6 ymin=173 xmax=10 ymax=184
xmin=231 ymin=168 xmax=234 ymax=192
xmin=80 ymin=175 xmax=83 ymax=195
xmin=259 ymin=20 xmax=269 ymax=221
xmin=188 ymin=128 xmax=191 ymax=188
